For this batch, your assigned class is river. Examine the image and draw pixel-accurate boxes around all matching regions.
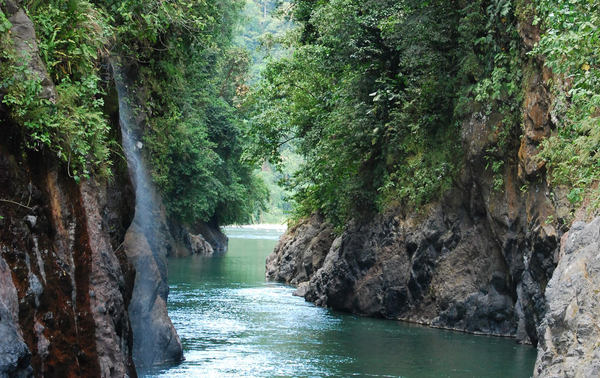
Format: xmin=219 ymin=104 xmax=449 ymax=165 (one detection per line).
xmin=146 ymin=226 xmax=536 ymax=377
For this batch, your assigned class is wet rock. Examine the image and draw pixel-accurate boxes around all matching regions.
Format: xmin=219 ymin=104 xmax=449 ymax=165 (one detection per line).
xmin=189 ymin=234 xmax=214 ymax=256
xmin=81 ymin=180 xmax=136 ymax=378
xmin=193 ymin=222 xmax=229 ymax=254
xmin=23 ymin=216 xmax=36 ymax=230
xmin=26 ymin=273 xmax=42 ymax=307
xmin=0 ymin=301 xmax=32 ymax=378
xmin=0 ymin=256 xmax=32 ymax=377
xmin=168 ymin=219 xmax=227 ymax=257
xmin=124 ymin=222 xmax=183 ymax=368
xmin=284 ymin=202 xmax=522 ymax=335
xmin=293 ymin=282 xmax=310 ymax=297
xmin=266 ymin=214 xmax=335 ymax=285
xmin=434 ymin=288 xmax=515 ymax=335
xmin=534 ymin=218 xmax=600 ymax=377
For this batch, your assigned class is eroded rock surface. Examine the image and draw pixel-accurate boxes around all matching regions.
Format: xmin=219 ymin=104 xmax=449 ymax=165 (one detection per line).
xmin=534 ymin=218 xmax=600 ymax=377
xmin=123 ymin=214 xmax=183 ymax=368
xmin=170 ymin=220 xmax=228 ymax=257
xmin=0 ymin=132 xmax=136 ymax=377
xmin=0 ymin=3 xmax=137 ymax=376
xmin=0 ymin=256 xmax=32 ymax=377
xmin=268 ymin=177 xmax=558 ymax=341
xmin=266 ymin=16 xmax=563 ymax=345
xmin=266 ymin=214 xmax=335 ymax=285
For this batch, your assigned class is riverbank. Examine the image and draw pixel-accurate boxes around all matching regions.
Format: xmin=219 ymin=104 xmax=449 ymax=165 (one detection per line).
xmin=149 ymin=227 xmax=536 ymax=377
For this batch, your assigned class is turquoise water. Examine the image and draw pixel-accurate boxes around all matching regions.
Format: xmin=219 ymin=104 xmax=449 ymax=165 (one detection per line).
xmin=147 ymin=227 xmax=536 ymax=377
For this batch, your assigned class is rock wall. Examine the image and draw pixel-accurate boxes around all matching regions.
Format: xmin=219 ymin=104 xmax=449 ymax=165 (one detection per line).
xmin=267 ymin=10 xmax=600 ymax=376
xmin=0 ymin=128 xmax=137 ymax=377
xmin=266 ymin=13 xmax=565 ymax=346
xmin=534 ymin=218 xmax=600 ymax=377
xmin=121 ymin=196 xmax=183 ymax=369
xmin=266 ymin=214 xmax=335 ymax=286
xmin=0 ymin=3 xmax=228 ymax=374
xmin=268 ymin=172 xmax=558 ymax=343
xmin=0 ymin=3 xmax=138 ymax=376
xmin=169 ymin=220 xmax=229 ymax=258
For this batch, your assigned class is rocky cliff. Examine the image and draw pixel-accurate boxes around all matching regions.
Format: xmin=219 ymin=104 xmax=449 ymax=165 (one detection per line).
xmin=267 ymin=8 xmax=600 ymax=375
xmin=0 ymin=3 xmax=228 ymax=376
xmin=534 ymin=218 xmax=600 ymax=377
xmin=0 ymin=123 xmax=137 ymax=377
xmin=267 ymin=1 xmax=600 ymax=377
xmin=0 ymin=3 xmax=137 ymax=376
xmin=265 ymin=10 xmax=583 ymax=351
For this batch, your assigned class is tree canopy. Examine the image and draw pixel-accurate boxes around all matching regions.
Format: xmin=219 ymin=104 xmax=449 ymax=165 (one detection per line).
xmin=246 ymin=0 xmax=525 ymax=226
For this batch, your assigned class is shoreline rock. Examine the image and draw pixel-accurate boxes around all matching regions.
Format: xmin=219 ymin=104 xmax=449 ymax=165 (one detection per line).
xmin=534 ymin=218 xmax=600 ymax=377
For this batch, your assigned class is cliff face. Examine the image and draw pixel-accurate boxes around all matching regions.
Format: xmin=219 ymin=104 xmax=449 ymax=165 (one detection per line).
xmin=0 ymin=125 xmax=136 ymax=377
xmin=534 ymin=218 xmax=600 ymax=377
xmin=0 ymin=3 xmax=137 ymax=376
xmin=265 ymin=4 xmax=600 ymax=376
xmin=0 ymin=3 xmax=228 ymax=375
xmin=266 ymin=15 xmax=564 ymax=346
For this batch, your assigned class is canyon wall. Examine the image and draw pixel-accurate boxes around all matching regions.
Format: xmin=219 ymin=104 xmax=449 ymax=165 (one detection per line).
xmin=0 ymin=3 xmax=227 ymax=375
xmin=0 ymin=3 xmax=136 ymax=376
xmin=267 ymin=9 xmax=600 ymax=375
xmin=267 ymin=15 xmax=600 ymax=378
xmin=0 ymin=125 xmax=137 ymax=377
xmin=534 ymin=218 xmax=600 ymax=377
xmin=267 ymin=17 xmax=561 ymax=345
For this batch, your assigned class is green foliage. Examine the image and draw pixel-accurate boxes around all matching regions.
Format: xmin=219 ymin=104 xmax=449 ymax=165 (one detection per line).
xmin=233 ymin=0 xmax=299 ymax=223
xmin=246 ymin=0 xmax=527 ymax=226
xmin=0 ymin=9 xmax=11 ymax=33
xmin=1 ymin=0 xmax=267 ymax=225
xmin=234 ymin=0 xmax=292 ymax=82
xmin=457 ymin=0 xmax=524 ymax=190
xmin=101 ymin=0 xmax=215 ymax=55
xmin=108 ymin=0 xmax=267 ymax=225
xmin=1 ymin=0 xmax=112 ymax=180
xmin=534 ymin=0 xmax=600 ymax=207
xmin=31 ymin=0 xmax=111 ymax=82
xmin=255 ymin=157 xmax=299 ymax=223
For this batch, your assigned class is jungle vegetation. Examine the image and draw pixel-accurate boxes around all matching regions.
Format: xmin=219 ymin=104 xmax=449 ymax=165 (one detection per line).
xmin=1 ymin=0 xmax=598 ymax=227
xmin=246 ymin=0 xmax=600 ymax=226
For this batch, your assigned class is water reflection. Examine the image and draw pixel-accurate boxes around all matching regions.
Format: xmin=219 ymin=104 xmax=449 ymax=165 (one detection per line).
xmin=147 ymin=229 xmax=536 ymax=377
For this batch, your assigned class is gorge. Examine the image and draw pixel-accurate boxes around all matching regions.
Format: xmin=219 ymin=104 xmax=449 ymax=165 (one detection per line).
xmin=1 ymin=0 xmax=600 ymax=377
xmin=258 ymin=0 xmax=600 ymax=376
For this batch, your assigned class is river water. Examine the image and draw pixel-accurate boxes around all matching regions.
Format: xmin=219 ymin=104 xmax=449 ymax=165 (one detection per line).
xmin=147 ymin=226 xmax=536 ymax=377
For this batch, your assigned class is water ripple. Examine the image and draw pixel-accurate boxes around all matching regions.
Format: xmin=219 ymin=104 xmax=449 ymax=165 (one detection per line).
xmin=144 ymin=231 xmax=536 ymax=378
